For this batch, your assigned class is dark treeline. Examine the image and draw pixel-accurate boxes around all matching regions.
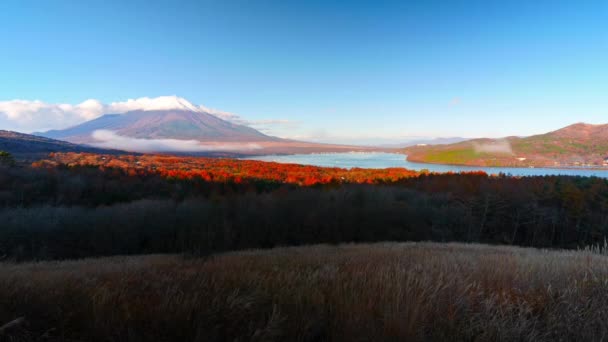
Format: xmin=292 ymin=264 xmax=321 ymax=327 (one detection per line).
xmin=1 ymin=163 xmax=608 ymax=260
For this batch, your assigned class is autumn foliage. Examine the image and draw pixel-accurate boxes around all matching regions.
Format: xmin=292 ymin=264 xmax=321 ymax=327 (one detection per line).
xmin=36 ymin=152 xmax=428 ymax=185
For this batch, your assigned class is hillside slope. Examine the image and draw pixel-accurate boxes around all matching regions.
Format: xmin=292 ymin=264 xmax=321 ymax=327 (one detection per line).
xmin=404 ymin=123 xmax=608 ymax=168
xmin=0 ymin=130 xmax=120 ymax=161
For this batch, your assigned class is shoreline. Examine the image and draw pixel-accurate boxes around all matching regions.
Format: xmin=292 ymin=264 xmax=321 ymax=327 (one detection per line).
xmin=244 ymin=151 xmax=608 ymax=172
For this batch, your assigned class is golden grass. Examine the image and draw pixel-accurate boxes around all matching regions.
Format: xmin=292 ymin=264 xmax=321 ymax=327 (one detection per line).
xmin=2 ymin=242 xmax=608 ymax=341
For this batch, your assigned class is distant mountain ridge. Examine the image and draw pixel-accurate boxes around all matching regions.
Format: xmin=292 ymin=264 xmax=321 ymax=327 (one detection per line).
xmin=377 ymin=137 xmax=467 ymax=148
xmin=404 ymin=123 xmax=608 ymax=168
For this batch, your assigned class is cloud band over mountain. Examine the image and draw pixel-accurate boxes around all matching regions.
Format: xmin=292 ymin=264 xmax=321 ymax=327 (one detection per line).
xmin=91 ymin=130 xmax=263 ymax=153
xmin=0 ymin=96 xmax=291 ymax=134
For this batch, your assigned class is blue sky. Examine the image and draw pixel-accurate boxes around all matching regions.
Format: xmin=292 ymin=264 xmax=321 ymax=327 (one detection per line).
xmin=1 ymin=0 xmax=607 ymax=143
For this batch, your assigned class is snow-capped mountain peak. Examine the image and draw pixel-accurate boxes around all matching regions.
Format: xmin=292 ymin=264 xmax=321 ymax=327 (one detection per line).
xmin=109 ymin=95 xmax=203 ymax=113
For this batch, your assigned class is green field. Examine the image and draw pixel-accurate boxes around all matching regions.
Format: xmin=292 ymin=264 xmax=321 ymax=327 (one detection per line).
xmin=418 ymin=147 xmax=481 ymax=164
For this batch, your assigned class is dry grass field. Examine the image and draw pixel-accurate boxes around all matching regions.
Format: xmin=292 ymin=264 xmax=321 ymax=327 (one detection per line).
xmin=2 ymin=242 xmax=608 ymax=341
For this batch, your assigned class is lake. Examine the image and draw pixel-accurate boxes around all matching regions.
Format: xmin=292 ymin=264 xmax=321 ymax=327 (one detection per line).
xmin=242 ymin=152 xmax=608 ymax=178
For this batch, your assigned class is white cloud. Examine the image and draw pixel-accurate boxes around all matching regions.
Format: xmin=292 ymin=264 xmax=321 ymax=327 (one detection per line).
xmin=0 ymin=95 xmax=294 ymax=134
xmin=0 ymin=99 xmax=106 ymax=131
xmin=108 ymin=96 xmax=201 ymax=113
xmin=91 ymin=130 xmax=262 ymax=153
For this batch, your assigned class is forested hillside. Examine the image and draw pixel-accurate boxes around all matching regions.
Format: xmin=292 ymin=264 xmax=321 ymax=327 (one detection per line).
xmin=0 ymin=154 xmax=606 ymax=260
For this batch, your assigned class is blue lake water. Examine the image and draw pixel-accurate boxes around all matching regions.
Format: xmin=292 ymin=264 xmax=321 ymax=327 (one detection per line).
xmin=242 ymin=152 xmax=608 ymax=178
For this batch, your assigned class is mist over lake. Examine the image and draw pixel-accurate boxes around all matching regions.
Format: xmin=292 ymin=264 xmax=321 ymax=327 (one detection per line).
xmin=243 ymin=152 xmax=608 ymax=178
